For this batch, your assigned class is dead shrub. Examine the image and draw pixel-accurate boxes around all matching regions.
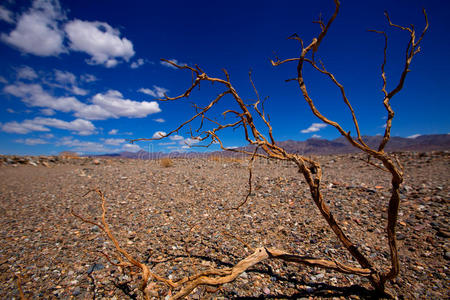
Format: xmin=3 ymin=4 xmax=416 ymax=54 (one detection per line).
xmin=160 ymin=157 xmax=173 ymax=167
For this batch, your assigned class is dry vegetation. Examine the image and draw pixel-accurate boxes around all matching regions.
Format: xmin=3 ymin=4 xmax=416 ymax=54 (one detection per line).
xmin=160 ymin=158 xmax=174 ymax=168
xmin=70 ymin=1 xmax=429 ymax=299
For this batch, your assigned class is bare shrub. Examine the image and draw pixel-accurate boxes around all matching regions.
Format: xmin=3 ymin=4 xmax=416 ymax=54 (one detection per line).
xmin=73 ymin=1 xmax=428 ymax=299
xmin=160 ymin=157 xmax=174 ymax=168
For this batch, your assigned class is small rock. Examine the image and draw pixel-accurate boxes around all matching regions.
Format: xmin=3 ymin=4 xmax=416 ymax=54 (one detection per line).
xmin=444 ymin=252 xmax=450 ymax=260
xmin=72 ymin=287 xmax=81 ymax=296
xmin=87 ymin=263 xmax=104 ymax=274
xmin=397 ymin=233 xmax=406 ymax=240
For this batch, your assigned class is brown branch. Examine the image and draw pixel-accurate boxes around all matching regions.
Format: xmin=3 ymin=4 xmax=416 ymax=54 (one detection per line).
xmin=73 ymin=2 xmax=427 ymax=298
xmin=170 ymin=246 xmax=371 ymax=300
xmin=15 ymin=274 xmax=27 ymax=300
xmin=231 ymin=145 xmax=259 ymax=210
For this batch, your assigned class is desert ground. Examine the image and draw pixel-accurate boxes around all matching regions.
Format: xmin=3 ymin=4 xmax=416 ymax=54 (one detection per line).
xmin=0 ymin=151 xmax=448 ymax=299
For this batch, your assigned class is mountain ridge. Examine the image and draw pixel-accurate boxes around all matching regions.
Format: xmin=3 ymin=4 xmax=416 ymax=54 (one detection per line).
xmin=91 ymin=134 xmax=450 ymax=158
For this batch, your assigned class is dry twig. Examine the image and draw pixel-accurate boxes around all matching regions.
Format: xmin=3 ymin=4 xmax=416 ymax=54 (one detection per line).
xmin=74 ymin=1 xmax=428 ymax=297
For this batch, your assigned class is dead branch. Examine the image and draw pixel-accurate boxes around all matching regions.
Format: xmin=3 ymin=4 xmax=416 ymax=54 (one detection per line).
xmin=74 ymin=1 xmax=428 ymax=298
xmin=15 ymin=274 xmax=27 ymax=300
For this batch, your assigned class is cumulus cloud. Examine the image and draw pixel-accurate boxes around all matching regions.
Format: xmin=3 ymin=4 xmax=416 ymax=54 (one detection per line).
xmin=1 ymin=0 xmax=66 ymax=56
xmin=300 ymin=123 xmax=327 ymax=133
xmin=54 ymin=69 xmax=76 ymax=85
xmin=130 ymin=58 xmax=145 ymax=69
xmin=1 ymin=119 xmax=49 ymax=134
xmin=183 ymin=137 xmax=200 ymax=146
xmin=102 ymin=138 xmax=125 ymax=146
xmin=158 ymin=141 xmax=176 ymax=146
xmin=108 ymin=129 xmax=118 ymax=135
xmin=1 ymin=117 xmax=96 ymax=135
xmin=57 ymin=136 xmax=141 ymax=153
xmin=311 ymin=134 xmax=321 ymax=139
xmin=121 ymin=143 xmax=141 ymax=152
xmin=160 ymin=58 xmax=186 ymax=69
xmin=138 ymin=85 xmax=168 ymax=98
xmin=152 ymin=131 xmax=167 ymax=139
xmin=0 ymin=6 xmax=14 ymax=23
xmin=57 ymin=136 xmax=108 ymax=153
xmin=40 ymin=133 xmax=54 ymax=139
xmin=407 ymin=134 xmax=421 ymax=139
xmin=65 ymin=19 xmax=135 ymax=67
xmin=15 ymin=138 xmax=48 ymax=145
xmin=53 ymin=70 xmax=88 ymax=95
xmin=40 ymin=108 xmax=56 ymax=116
xmin=4 ymin=83 xmax=161 ymax=120
xmin=169 ymin=134 xmax=184 ymax=141
xmin=16 ymin=66 xmax=38 ymax=80
xmin=4 ymin=83 xmax=84 ymax=112
xmin=80 ymin=74 xmax=97 ymax=83
xmin=81 ymin=90 xmax=161 ymax=119
xmin=153 ymin=118 xmax=165 ymax=123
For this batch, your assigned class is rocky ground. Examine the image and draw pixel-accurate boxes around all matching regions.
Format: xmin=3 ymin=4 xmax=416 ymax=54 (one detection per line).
xmin=0 ymin=151 xmax=448 ymax=299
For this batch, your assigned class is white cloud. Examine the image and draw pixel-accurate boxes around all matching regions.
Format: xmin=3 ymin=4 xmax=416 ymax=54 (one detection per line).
xmin=301 ymin=123 xmax=327 ymax=133
xmin=57 ymin=136 xmax=141 ymax=153
xmin=1 ymin=117 xmax=96 ymax=135
xmin=108 ymin=129 xmax=118 ymax=135
xmin=160 ymin=58 xmax=186 ymax=69
xmin=121 ymin=143 xmax=141 ymax=152
xmin=0 ymin=6 xmax=14 ymax=23
xmin=407 ymin=134 xmax=421 ymax=139
xmin=54 ymin=69 xmax=76 ymax=85
xmin=0 ymin=76 xmax=8 ymax=84
xmin=311 ymin=134 xmax=321 ymax=139
xmin=102 ymin=138 xmax=125 ymax=146
xmin=153 ymin=118 xmax=165 ymax=123
xmin=4 ymin=83 xmax=84 ymax=112
xmin=183 ymin=137 xmax=200 ymax=146
xmin=70 ymin=85 xmax=88 ymax=96
xmin=33 ymin=117 xmax=95 ymax=135
xmin=6 ymin=108 xmax=15 ymax=113
xmin=138 ymin=85 xmax=168 ymax=98
xmin=40 ymin=133 xmax=54 ymax=139
xmin=65 ymin=19 xmax=135 ymax=67
xmin=80 ymin=74 xmax=97 ymax=83
xmin=57 ymin=136 xmax=108 ymax=153
xmin=1 ymin=119 xmax=49 ymax=134
xmin=4 ymin=83 xmax=161 ymax=120
xmin=170 ymin=134 xmax=184 ymax=141
xmin=158 ymin=141 xmax=176 ymax=146
xmin=1 ymin=0 xmax=66 ymax=56
xmin=81 ymin=90 xmax=161 ymax=119
xmin=16 ymin=66 xmax=38 ymax=80
xmin=15 ymin=138 xmax=48 ymax=145
xmin=152 ymin=131 xmax=167 ymax=139
xmin=53 ymin=70 xmax=88 ymax=95
xmin=130 ymin=58 xmax=144 ymax=69
xmin=40 ymin=108 xmax=55 ymax=116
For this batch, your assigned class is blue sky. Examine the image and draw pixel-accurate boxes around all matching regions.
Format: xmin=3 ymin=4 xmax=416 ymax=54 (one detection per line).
xmin=0 ymin=0 xmax=448 ymax=155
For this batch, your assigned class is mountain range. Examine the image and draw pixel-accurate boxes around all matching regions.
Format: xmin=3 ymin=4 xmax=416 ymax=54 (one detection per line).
xmin=93 ymin=134 xmax=450 ymax=159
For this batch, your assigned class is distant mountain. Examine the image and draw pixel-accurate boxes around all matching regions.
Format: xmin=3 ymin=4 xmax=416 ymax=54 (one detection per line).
xmin=89 ymin=134 xmax=450 ymax=158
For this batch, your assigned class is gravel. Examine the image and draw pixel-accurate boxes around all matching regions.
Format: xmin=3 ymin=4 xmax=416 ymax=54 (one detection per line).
xmin=0 ymin=151 xmax=448 ymax=299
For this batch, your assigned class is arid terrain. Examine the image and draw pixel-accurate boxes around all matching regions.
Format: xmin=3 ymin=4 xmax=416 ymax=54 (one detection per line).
xmin=0 ymin=151 xmax=448 ymax=299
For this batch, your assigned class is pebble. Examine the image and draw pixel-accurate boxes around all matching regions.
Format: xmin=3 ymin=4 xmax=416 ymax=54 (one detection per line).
xmin=0 ymin=151 xmax=448 ymax=299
